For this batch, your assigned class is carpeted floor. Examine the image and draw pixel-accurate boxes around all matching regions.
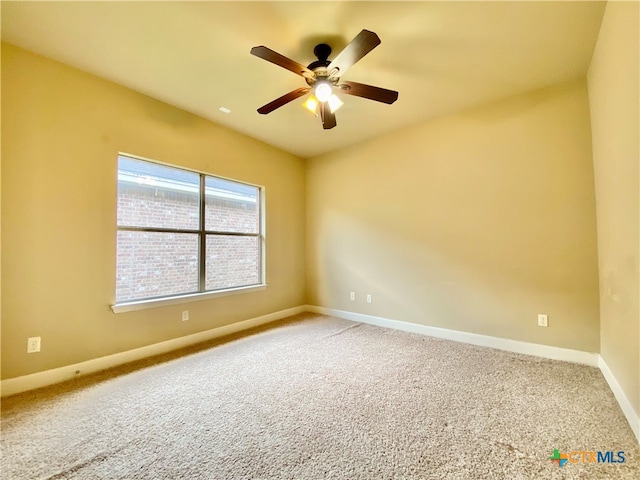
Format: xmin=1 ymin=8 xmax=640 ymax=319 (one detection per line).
xmin=1 ymin=313 xmax=638 ymax=479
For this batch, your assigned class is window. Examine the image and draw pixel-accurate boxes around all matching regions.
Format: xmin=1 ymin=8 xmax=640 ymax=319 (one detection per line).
xmin=115 ymin=154 xmax=263 ymax=306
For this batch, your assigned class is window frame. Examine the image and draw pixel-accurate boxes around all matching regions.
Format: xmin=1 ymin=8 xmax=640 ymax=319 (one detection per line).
xmin=111 ymin=153 xmax=266 ymax=313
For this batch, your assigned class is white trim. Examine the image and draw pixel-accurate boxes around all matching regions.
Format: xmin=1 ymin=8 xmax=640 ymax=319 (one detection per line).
xmin=307 ymin=305 xmax=640 ymax=444
xmin=306 ymin=305 xmax=599 ymax=366
xmin=5 ymin=304 xmax=638 ymax=447
xmin=111 ymin=284 xmax=268 ymax=313
xmin=1 ymin=305 xmax=305 ymax=397
xmin=599 ymin=356 xmax=640 ymax=444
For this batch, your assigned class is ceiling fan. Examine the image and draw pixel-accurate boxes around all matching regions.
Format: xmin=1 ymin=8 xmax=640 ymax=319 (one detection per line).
xmin=250 ymin=29 xmax=399 ymax=130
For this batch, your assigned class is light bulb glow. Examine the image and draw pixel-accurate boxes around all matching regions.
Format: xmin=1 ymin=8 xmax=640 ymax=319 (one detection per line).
xmin=328 ymin=94 xmax=343 ymax=113
xmin=315 ymin=82 xmax=332 ymax=102
xmin=302 ymin=95 xmax=319 ymax=115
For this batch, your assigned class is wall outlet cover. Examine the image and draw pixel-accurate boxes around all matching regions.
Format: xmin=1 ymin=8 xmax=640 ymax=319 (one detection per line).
xmin=27 ymin=336 xmax=41 ymax=353
xmin=537 ymin=314 xmax=548 ymax=327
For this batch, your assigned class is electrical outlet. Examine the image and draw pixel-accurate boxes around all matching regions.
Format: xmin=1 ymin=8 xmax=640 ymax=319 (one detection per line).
xmin=537 ymin=314 xmax=548 ymax=327
xmin=350 ymin=291 xmax=356 ymax=301
xmin=182 ymin=310 xmax=189 ymax=321
xmin=27 ymin=336 xmax=41 ymax=353
xmin=366 ymin=294 xmax=372 ymax=304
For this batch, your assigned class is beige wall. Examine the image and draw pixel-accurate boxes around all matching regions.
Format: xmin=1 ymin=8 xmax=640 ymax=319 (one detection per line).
xmin=4 ymin=22 xmax=632 ymax=402
xmin=1 ymin=44 xmax=306 ymax=380
xmin=307 ymin=78 xmax=600 ymax=352
xmin=587 ymin=1 xmax=640 ymax=415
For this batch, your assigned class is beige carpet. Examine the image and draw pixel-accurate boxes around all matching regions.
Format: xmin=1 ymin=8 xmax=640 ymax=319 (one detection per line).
xmin=1 ymin=313 xmax=638 ymax=479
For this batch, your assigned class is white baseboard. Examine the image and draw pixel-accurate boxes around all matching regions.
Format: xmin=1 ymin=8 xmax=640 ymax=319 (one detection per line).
xmin=306 ymin=305 xmax=599 ymax=366
xmin=599 ymin=356 xmax=640 ymax=444
xmin=4 ymin=303 xmax=638 ymax=447
xmin=307 ymin=305 xmax=640 ymax=445
xmin=0 ymin=305 xmax=305 ymax=397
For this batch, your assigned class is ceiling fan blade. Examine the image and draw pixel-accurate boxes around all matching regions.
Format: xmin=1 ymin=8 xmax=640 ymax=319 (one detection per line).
xmin=338 ymin=81 xmax=398 ymax=104
xmin=327 ymin=30 xmax=381 ymax=78
xmin=320 ymin=102 xmax=337 ymax=129
xmin=257 ymin=87 xmax=310 ymax=114
xmin=250 ymin=46 xmax=315 ymax=79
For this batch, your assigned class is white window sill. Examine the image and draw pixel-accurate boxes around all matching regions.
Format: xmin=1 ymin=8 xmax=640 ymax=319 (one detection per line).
xmin=111 ymin=284 xmax=267 ymax=313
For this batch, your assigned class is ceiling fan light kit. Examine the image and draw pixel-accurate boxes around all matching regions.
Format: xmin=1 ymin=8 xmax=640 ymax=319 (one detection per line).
xmin=314 ymin=81 xmax=333 ymax=102
xmin=302 ymin=95 xmax=320 ymax=114
xmin=250 ymin=29 xmax=399 ymax=130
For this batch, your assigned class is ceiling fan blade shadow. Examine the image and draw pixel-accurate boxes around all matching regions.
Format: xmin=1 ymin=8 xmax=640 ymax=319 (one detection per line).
xmin=257 ymin=87 xmax=310 ymax=114
xmin=327 ymin=30 xmax=381 ymax=78
xmin=338 ymin=81 xmax=398 ymax=104
xmin=320 ymin=103 xmax=337 ymax=129
xmin=250 ymin=46 xmax=314 ymax=78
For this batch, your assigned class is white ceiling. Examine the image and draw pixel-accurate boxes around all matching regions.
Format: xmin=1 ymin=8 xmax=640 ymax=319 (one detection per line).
xmin=1 ymin=1 xmax=606 ymax=159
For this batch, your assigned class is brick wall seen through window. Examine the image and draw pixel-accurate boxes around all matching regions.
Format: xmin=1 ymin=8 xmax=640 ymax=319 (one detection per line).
xmin=116 ymin=155 xmax=262 ymax=303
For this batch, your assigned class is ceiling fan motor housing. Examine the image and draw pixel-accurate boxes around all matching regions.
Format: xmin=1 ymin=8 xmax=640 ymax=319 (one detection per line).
xmin=305 ymin=67 xmax=339 ymax=87
xmin=306 ymin=44 xmax=339 ymax=86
